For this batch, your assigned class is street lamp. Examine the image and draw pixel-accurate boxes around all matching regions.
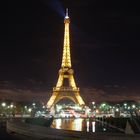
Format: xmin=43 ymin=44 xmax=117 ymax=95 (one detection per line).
xmin=92 ymin=101 xmax=95 ymax=110
xmin=28 ymin=108 xmax=32 ymax=112
xmin=128 ymin=106 xmax=130 ymax=110
xmin=124 ymin=103 xmax=127 ymax=106
xmin=92 ymin=102 xmax=95 ymax=105
xmin=10 ymin=104 xmax=14 ymax=108
xmin=1 ymin=102 xmax=6 ymax=107
xmin=132 ymin=104 xmax=136 ymax=109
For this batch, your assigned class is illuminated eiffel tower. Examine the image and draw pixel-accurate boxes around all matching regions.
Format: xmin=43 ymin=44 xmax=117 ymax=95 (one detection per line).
xmin=47 ymin=9 xmax=85 ymax=108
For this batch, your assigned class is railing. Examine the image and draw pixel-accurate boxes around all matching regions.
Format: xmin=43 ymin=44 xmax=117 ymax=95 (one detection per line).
xmin=129 ymin=110 xmax=140 ymax=133
xmin=53 ymin=87 xmax=79 ymax=92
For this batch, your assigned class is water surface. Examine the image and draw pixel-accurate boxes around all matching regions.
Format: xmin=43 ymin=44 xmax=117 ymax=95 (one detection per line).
xmin=52 ymin=118 xmax=123 ymax=133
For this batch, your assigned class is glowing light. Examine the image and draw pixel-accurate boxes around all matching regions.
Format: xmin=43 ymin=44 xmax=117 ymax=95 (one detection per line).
xmin=62 ymin=18 xmax=71 ymax=68
xmin=86 ymin=121 xmax=89 ymax=132
xmin=55 ymin=119 xmax=62 ymax=129
xmin=96 ymin=109 xmax=99 ymax=113
xmin=102 ymin=103 xmax=106 ymax=107
xmin=28 ymin=108 xmax=32 ymax=112
xmin=1 ymin=102 xmax=6 ymax=107
xmin=92 ymin=122 xmax=95 ymax=132
xmin=10 ymin=104 xmax=14 ymax=108
xmin=65 ymin=15 xmax=69 ymax=19
xmin=56 ymin=105 xmax=62 ymax=112
xmin=73 ymin=118 xmax=83 ymax=131
xmin=92 ymin=102 xmax=95 ymax=105
xmin=74 ymin=105 xmax=81 ymax=110
xmin=132 ymin=104 xmax=136 ymax=109
xmin=124 ymin=103 xmax=127 ymax=106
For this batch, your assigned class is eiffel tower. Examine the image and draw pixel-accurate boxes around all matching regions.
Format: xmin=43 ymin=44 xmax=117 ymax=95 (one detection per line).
xmin=47 ymin=9 xmax=85 ymax=108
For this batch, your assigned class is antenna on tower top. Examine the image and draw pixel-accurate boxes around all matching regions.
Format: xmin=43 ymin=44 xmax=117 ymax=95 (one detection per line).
xmin=65 ymin=8 xmax=69 ymax=18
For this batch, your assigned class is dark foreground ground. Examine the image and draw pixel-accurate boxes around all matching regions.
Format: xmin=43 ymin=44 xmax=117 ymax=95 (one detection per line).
xmin=0 ymin=121 xmax=17 ymax=140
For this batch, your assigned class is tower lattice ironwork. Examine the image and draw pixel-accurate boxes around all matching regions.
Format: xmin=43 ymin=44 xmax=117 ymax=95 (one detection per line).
xmin=47 ymin=9 xmax=85 ymax=108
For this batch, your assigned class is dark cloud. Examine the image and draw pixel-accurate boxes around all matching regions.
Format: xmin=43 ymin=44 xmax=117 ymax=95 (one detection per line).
xmin=0 ymin=86 xmax=139 ymax=103
xmin=81 ymin=87 xmax=140 ymax=103
xmin=0 ymin=89 xmax=49 ymax=102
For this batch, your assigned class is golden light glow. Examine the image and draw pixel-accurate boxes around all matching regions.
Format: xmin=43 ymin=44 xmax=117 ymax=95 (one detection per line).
xmin=73 ymin=118 xmax=83 ymax=131
xmin=61 ymin=16 xmax=71 ymax=68
xmin=47 ymin=9 xmax=85 ymax=109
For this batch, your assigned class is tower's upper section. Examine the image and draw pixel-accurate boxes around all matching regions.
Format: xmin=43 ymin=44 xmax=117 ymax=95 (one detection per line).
xmin=61 ymin=9 xmax=71 ymax=68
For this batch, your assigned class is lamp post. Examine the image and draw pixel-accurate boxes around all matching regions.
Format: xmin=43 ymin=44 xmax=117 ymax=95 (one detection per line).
xmin=92 ymin=102 xmax=96 ymax=117
xmin=2 ymin=102 xmax=6 ymax=107
xmin=114 ymin=104 xmax=120 ymax=117
xmin=1 ymin=102 xmax=6 ymax=117
xmin=132 ymin=104 xmax=136 ymax=109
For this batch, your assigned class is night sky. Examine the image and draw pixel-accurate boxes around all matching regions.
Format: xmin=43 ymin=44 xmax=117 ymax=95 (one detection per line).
xmin=0 ymin=0 xmax=140 ymax=102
